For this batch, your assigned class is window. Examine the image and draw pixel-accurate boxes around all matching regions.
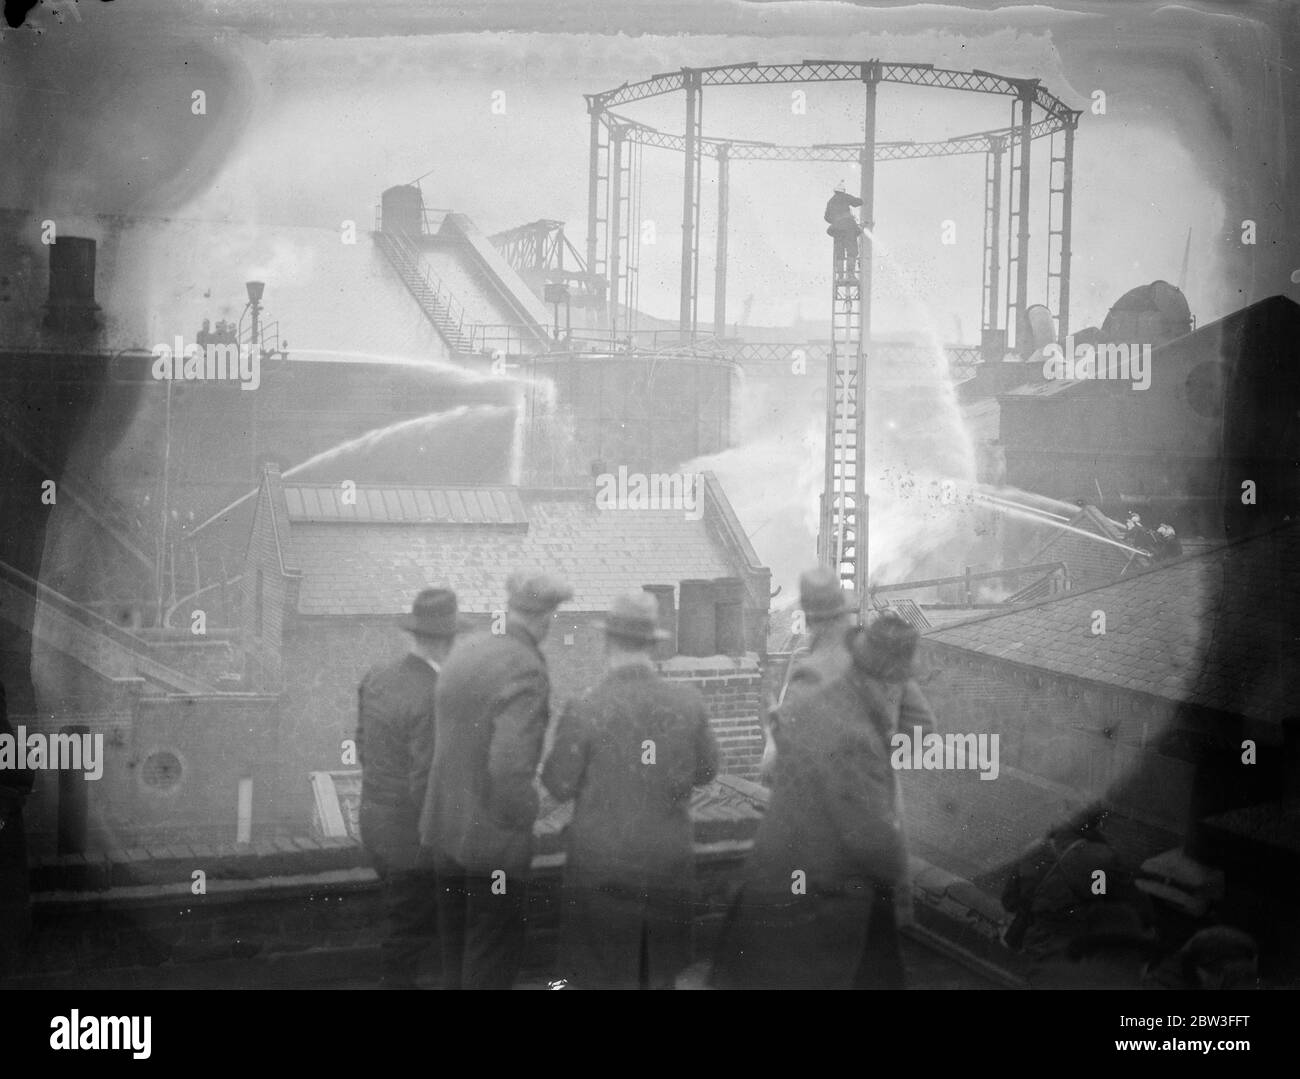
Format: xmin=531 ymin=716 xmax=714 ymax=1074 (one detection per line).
xmin=141 ymin=750 xmax=183 ymax=792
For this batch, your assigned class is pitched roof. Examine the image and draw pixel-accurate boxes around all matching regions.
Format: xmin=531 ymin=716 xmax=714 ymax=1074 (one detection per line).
xmin=924 ymin=525 xmax=1299 ymax=724
xmin=287 ymin=485 xmax=745 ymax=615
xmin=284 ymin=483 xmax=526 ymax=526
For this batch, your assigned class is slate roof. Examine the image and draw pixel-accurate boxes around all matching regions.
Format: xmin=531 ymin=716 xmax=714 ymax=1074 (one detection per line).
xmin=288 ymin=486 xmax=741 ymax=615
xmin=924 ymin=525 xmax=1299 ymax=724
xmin=284 ymin=484 xmax=526 ymax=526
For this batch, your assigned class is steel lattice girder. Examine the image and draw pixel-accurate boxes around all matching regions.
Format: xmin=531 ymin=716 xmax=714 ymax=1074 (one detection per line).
xmin=587 ymin=60 xmax=1076 ymax=127
xmin=602 ymin=110 xmax=1070 ymax=163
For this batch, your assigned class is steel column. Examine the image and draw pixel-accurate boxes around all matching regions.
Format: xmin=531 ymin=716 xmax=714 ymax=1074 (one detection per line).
xmin=1014 ymin=84 xmax=1034 ymax=351
xmin=586 ymin=104 xmax=604 ymax=313
xmin=985 ymin=138 xmax=1003 ymax=336
xmin=714 ymin=143 xmax=730 ymax=338
xmin=1058 ymin=119 xmax=1075 ymax=339
xmin=608 ymin=128 xmax=624 ymax=335
xmin=680 ymin=68 xmax=701 ymax=333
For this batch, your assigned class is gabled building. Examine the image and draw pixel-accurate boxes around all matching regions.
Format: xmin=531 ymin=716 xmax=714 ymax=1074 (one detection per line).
xmin=229 ymin=465 xmax=772 ymax=835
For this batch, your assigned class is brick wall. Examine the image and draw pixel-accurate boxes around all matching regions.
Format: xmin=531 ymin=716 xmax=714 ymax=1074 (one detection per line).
xmin=19 ymin=689 xmax=283 ymax=857
xmin=273 ymin=614 xmax=769 ymax=838
xmin=277 ymin=611 xmax=632 ymax=832
xmin=1034 ymin=529 xmax=1136 ymax=592
xmin=919 ymin=640 xmax=1195 ymax=831
xmin=660 ymin=656 xmax=765 ymax=780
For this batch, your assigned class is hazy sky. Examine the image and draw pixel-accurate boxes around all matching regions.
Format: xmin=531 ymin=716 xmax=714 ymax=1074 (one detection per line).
xmin=4 ymin=1 xmax=1296 ymax=341
xmin=3 ymin=0 xmax=1297 ymax=595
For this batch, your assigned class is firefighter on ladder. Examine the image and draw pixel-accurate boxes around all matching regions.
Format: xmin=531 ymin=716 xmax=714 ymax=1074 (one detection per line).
xmin=824 ymin=180 xmax=864 ymax=280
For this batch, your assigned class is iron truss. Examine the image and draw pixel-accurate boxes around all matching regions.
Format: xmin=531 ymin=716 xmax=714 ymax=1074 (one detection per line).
xmin=587 ymin=60 xmax=1076 ymax=130
xmin=585 ymin=57 xmax=1080 ymax=354
xmin=602 ymin=111 xmax=1064 ymax=163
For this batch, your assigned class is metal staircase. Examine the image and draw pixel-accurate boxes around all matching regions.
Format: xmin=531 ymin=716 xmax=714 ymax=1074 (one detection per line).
xmin=817 ymin=243 xmax=867 ymax=599
xmin=374 ymin=229 xmax=474 ymax=353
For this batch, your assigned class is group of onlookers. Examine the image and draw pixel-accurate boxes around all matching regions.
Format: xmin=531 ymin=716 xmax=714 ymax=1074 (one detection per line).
xmin=357 ymin=565 xmax=1259 ymax=990
xmin=356 ymin=565 xmax=939 ymax=989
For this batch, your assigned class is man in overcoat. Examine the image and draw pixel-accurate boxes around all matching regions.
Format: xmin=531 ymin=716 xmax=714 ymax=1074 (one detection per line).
xmin=356 ymin=587 xmax=464 ymax=988
xmin=713 ymin=612 xmax=929 ymax=989
xmin=765 ymin=568 xmax=934 ymax=777
xmin=542 ymin=592 xmax=719 ymax=989
xmin=420 ymin=569 xmax=572 ymax=990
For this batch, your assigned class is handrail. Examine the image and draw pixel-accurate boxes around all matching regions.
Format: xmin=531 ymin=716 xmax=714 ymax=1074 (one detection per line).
xmin=0 ymin=558 xmax=163 ymax=656
xmin=240 ymin=318 xmax=286 ymax=357
xmin=385 ymin=229 xmax=467 ymax=338
xmin=463 ymin=323 xmax=536 ymax=356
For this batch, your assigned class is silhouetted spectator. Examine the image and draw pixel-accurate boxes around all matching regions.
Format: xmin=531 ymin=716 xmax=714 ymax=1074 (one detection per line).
xmin=766 ymin=570 xmax=934 ymax=785
xmin=541 ymin=592 xmax=718 ymax=989
xmin=713 ymin=612 xmax=928 ymax=989
xmin=356 ymin=588 xmax=466 ymax=988
xmin=420 ymin=570 xmax=572 ymax=990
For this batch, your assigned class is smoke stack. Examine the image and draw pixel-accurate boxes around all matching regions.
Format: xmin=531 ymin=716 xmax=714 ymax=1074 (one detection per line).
xmin=381 ymin=185 xmax=425 ymax=236
xmin=712 ymin=576 xmax=746 ymax=657
xmin=678 ymin=579 xmax=717 ymax=657
xmin=44 ymin=236 xmax=101 ymax=333
xmin=642 ymin=584 xmax=677 ymax=660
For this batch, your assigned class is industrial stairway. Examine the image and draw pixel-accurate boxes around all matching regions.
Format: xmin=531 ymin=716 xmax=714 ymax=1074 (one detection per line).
xmin=374 ymin=229 xmax=475 ymax=353
xmin=817 ymin=243 xmax=866 ymax=598
xmin=0 ymin=560 xmax=220 ymax=695
xmin=0 ymin=396 xmax=154 ymax=573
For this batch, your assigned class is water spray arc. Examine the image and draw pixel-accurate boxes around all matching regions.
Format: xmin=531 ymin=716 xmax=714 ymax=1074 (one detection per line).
xmin=186 ymin=404 xmax=514 ymax=536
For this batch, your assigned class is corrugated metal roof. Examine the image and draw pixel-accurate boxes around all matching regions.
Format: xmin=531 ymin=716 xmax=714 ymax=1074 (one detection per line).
xmin=283 ymin=484 xmax=527 ymax=525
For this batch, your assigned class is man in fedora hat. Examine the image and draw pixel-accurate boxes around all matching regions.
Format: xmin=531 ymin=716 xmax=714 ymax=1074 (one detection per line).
xmin=764 ymin=568 xmax=936 ymax=780
xmin=542 ymin=591 xmax=718 ymax=988
xmin=713 ymin=610 xmax=927 ymax=989
xmin=781 ymin=566 xmax=858 ymax=707
xmin=355 ymin=586 xmax=466 ymax=988
xmin=421 ymin=569 xmax=572 ymax=989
